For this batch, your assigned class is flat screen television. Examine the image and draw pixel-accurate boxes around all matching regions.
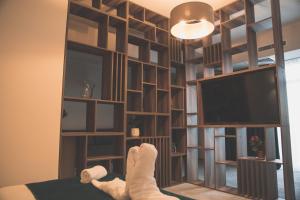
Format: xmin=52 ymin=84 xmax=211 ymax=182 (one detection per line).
xmin=200 ymin=67 xmax=280 ymax=125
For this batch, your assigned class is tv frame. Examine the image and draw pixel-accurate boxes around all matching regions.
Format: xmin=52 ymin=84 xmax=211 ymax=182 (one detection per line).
xmin=198 ymin=65 xmax=281 ymax=127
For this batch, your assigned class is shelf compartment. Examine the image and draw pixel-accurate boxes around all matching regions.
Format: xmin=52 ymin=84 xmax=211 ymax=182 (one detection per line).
xmin=143 ymin=63 xmax=156 ymax=84
xmin=248 ymin=17 xmax=272 ymax=32
xmin=172 ymin=130 xmax=186 ymax=154
xmin=150 ymin=43 xmax=169 ymax=67
xmin=143 ymin=84 xmax=156 ymax=112
xmin=108 ymin=16 xmax=127 ymax=52
xmin=145 ymin=9 xmax=169 ymax=31
xmin=222 ymin=15 xmax=246 ymax=29
xmin=171 ymin=64 xmax=186 ymax=87
xmin=60 ymin=136 xmax=87 ymax=178
xmin=127 ymin=115 xmax=155 ymax=137
xmin=156 ymin=116 xmax=170 ymax=136
xmin=65 ymin=45 xmax=120 ymax=101
xmin=128 ymin=35 xmax=150 ymax=62
xmin=172 ymin=111 xmax=185 ymax=128
xmin=95 ymin=102 xmax=124 ymax=132
xmin=127 ymin=92 xmax=142 ymax=112
xmin=156 ymin=28 xmax=169 ymax=45
xmin=171 ymin=87 xmax=184 ymax=110
xmin=61 ymin=131 xmax=124 ymax=137
xmin=127 ymin=59 xmax=142 ymax=90
xmin=224 ymin=43 xmax=247 ymax=55
xmin=87 ymin=135 xmax=124 ymax=158
xmin=171 ymin=156 xmax=186 ymax=183
xmin=157 ymin=68 xmax=169 ymax=90
xmin=129 ymin=17 xmax=155 ymax=41
xmin=170 ymin=37 xmax=184 ymax=64
xmin=218 ymin=0 xmax=244 ymax=15
xmin=62 ymin=100 xmax=95 ymax=132
xmin=157 ymin=91 xmax=169 ymax=113
xmin=101 ymin=0 xmax=127 ymax=18
xmin=129 ymin=2 xmax=145 ymax=21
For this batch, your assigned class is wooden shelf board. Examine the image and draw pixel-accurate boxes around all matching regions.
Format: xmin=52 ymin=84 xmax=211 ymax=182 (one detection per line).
xmin=188 ymin=180 xmax=205 ymax=186
xmin=102 ymin=0 xmax=126 ymax=8
xmin=187 ymin=112 xmax=197 ymax=115
xmin=215 ymin=135 xmax=236 ymax=138
xmin=129 ymin=17 xmax=155 ymax=31
xmin=64 ymin=96 xmax=124 ymax=104
xmin=143 ymin=82 xmax=156 ymax=86
xmin=171 ymin=152 xmax=186 ymax=157
xmin=248 ymin=17 xmax=272 ymax=32
xmin=198 ymin=123 xmax=281 ymax=128
xmin=224 ymin=43 xmax=247 ymax=55
xmin=197 ymin=64 xmax=277 ymax=82
xmin=238 ymin=157 xmax=284 ymax=164
xmin=157 ymin=65 xmax=169 ymax=70
xmin=187 ymin=125 xmax=198 ymax=128
xmin=157 ymin=88 xmax=169 ymax=93
xmin=126 ymin=136 xmax=170 ymax=140
xmin=217 ymin=0 xmax=244 ymax=15
xmin=186 ymin=56 xmax=204 ymax=64
xmin=258 ymin=41 xmax=286 ymax=52
xmin=127 ymin=111 xmax=156 ymax=116
xmin=128 ymin=34 xmax=150 ymax=46
xmin=70 ymin=1 xmax=107 ymax=21
xmin=171 ymin=108 xmax=185 ymax=112
xmin=172 ymin=127 xmax=186 ymax=130
xmin=156 ymin=113 xmax=170 ymax=116
xmin=171 ymin=85 xmax=185 ymax=90
xmin=127 ymin=89 xmax=143 ymax=93
xmin=67 ymin=40 xmax=115 ymax=55
xmin=222 ymin=15 xmax=246 ymax=29
xmin=187 ymin=146 xmax=214 ymax=151
xmin=204 ymin=61 xmax=222 ymax=68
xmin=61 ymin=131 xmax=124 ymax=137
xmin=215 ymin=160 xmax=238 ymax=166
xmin=87 ymin=155 xmax=124 ymax=162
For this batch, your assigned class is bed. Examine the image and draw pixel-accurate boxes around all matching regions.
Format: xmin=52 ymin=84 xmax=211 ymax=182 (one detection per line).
xmin=0 ymin=174 xmax=193 ymax=200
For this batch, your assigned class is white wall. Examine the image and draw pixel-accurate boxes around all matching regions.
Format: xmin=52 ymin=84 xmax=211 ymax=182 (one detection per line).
xmin=0 ymin=0 xmax=68 ymax=187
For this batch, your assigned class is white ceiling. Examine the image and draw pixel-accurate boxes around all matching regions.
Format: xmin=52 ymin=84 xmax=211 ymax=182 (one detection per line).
xmin=131 ymin=0 xmax=300 ymax=24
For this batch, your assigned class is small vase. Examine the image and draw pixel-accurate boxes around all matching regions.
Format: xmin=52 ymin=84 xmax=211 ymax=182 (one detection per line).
xmin=131 ymin=128 xmax=140 ymax=137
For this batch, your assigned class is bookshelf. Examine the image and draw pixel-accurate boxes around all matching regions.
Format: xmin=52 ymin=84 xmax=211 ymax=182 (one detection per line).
xmin=185 ymin=0 xmax=295 ymax=199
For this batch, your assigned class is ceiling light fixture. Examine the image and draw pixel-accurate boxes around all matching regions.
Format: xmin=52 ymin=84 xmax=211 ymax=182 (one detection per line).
xmin=170 ymin=2 xmax=215 ymax=40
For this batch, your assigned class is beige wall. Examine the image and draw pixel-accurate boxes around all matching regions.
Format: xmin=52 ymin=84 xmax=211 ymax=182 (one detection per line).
xmin=0 ymin=0 xmax=68 ymax=187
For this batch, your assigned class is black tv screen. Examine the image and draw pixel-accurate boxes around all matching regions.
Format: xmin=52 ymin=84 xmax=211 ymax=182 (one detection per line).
xmin=201 ymin=67 xmax=280 ymax=125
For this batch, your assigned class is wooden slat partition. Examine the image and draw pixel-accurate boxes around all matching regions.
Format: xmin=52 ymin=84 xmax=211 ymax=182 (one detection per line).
xmin=135 ymin=136 xmax=170 ymax=187
xmin=238 ymin=158 xmax=278 ymax=199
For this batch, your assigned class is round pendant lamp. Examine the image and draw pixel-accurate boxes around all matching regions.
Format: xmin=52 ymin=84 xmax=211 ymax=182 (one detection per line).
xmin=170 ymin=2 xmax=214 ymax=40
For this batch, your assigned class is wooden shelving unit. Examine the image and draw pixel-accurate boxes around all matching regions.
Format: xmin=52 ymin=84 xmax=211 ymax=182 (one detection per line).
xmin=59 ymin=1 xmax=294 ymax=198
xmin=185 ymin=0 xmax=295 ymax=199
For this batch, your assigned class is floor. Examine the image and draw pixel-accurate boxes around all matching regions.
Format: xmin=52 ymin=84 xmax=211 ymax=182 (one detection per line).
xmin=164 ymin=183 xmax=247 ymax=200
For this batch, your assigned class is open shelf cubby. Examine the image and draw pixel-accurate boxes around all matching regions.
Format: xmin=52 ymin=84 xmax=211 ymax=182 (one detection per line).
xmin=127 ymin=115 xmax=155 ymax=137
xmin=62 ymin=100 xmax=95 ymax=132
xmin=127 ymin=59 xmax=142 ymax=91
xmin=143 ymin=84 xmax=156 ymax=112
xmin=171 ymin=156 xmax=187 ymax=184
xmin=144 ymin=9 xmax=169 ymax=31
xmin=129 ymin=2 xmax=144 ymax=21
xmin=143 ymin=63 xmax=156 ymax=84
xmin=157 ymin=91 xmax=169 ymax=113
xmin=95 ymin=102 xmax=124 ymax=132
xmin=157 ymin=68 xmax=169 ymax=90
xmin=127 ymin=91 xmax=142 ymax=112
xmin=87 ymin=135 xmax=124 ymax=158
xmin=171 ymin=64 xmax=186 ymax=87
xmin=150 ymin=43 xmax=169 ymax=67
xmin=128 ymin=35 xmax=150 ymax=62
xmin=171 ymin=87 xmax=184 ymax=110
xmin=129 ymin=18 xmax=155 ymax=42
xmin=172 ymin=111 xmax=185 ymax=128
xmin=172 ymin=130 xmax=186 ymax=154
xmin=156 ymin=116 xmax=169 ymax=136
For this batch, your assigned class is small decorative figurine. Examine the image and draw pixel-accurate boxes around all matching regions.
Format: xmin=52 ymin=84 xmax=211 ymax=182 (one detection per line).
xmin=131 ymin=128 xmax=140 ymax=137
xmin=82 ymin=81 xmax=94 ymax=98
